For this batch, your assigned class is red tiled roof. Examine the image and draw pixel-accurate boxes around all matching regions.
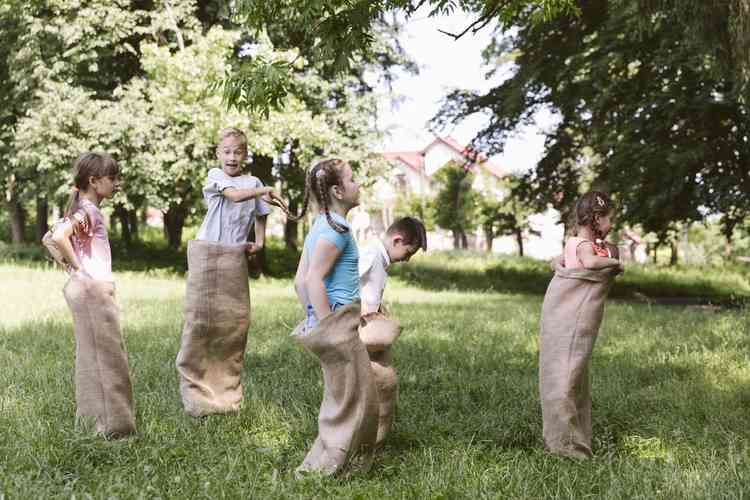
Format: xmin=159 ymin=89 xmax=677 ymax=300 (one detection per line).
xmin=382 ymin=151 xmax=425 ymax=173
xmin=384 ymin=136 xmax=506 ymax=179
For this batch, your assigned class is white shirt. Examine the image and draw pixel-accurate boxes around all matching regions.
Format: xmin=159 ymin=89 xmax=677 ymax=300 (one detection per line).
xmin=358 ymin=238 xmax=391 ymax=312
xmin=195 ymin=168 xmax=271 ymax=244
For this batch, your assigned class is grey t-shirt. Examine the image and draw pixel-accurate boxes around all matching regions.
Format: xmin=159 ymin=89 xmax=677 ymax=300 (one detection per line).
xmin=195 ymin=168 xmax=271 ymax=244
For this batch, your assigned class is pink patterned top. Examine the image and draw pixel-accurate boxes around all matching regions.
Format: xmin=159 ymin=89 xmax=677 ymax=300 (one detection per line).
xmin=71 ymin=198 xmax=113 ymax=282
xmin=563 ymin=237 xmax=611 ymax=269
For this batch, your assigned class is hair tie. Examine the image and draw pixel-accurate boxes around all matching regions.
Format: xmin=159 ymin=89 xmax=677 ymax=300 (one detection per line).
xmin=596 ymin=195 xmax=605 ymax=207
xmin=315 ymin=168 xmax=325 ymax=179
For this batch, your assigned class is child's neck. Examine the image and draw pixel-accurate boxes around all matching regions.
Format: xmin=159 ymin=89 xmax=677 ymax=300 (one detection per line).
xmin=578 ymin=227 xmax=598 ymax=241
xmin=81 ymin=190 xmax=102 ymax=208
xmin=327 ymin=201 xmax=353 ymax=219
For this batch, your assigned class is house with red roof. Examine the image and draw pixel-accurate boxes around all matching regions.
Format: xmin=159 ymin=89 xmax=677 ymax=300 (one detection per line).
xmin=355 ymin=134 xmax=564 ymax=257
xmin=381 ymin=135 xmax=507 ymax=197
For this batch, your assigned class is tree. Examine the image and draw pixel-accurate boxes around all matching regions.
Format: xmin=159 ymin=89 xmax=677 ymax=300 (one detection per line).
xmin=434 ymin=0 xmax=750 ymax=247
xmin=433 ymin=162 xmax=477 ymax=249
xmin=2 ymin=0 xmax=148 ymax=243
xmin=477 ymin=177 xmax=538 ymax=255
xmin=222 ymin=1 xmax=578 ymax=113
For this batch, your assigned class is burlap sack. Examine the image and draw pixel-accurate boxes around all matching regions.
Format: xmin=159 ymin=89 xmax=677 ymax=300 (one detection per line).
xmin=63 ymin=272 xmax=136 ymax=438
xmin=176 ymin=240 xmax=250 ymax=417
xmin=368 ymin=348 xmax=397 ymax=447
xmin=294 ymin=303 xmax=379 ymax=475
xmin=359 ymin=312 xmax=402 ymax=353
xmin=539 ymin=263 xmax=616 ymax=459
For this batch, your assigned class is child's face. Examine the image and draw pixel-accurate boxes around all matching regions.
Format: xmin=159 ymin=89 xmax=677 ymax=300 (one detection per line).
xmin=596 ymin=211 xmax=614 ymax=237
xmin=91 ymin=174 xmax=119 ymax=200
xmin=334 ymin=163 xmax=360 ymax=208
xmin=387 ymin=235 xmax=420 ymax=263
xmin=217 ymin=136 xmax=248 ymax=177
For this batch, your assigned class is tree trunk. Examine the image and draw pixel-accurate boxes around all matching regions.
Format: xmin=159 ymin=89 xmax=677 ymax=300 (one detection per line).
xmin=251 ymin=154 xmax=274 ymax=186
xmin=669 ymin=239 xmax=678 ymax=266
xmin=515 ymin=228 xmax=524 ymax=257
xmin=163 ymin=204 xmax=187 ymax=250
xmin=284 ymin=199 xmax=300 ymax=250
xmin=115 ymin=204 xmax=132 ymax=247
xmin=451 ymin=229 xmax=460 ymax=249
xmin=725 ymin=235 xmax=733 ymax=258
xmin=247 ymin=224 xmax=268 ymax=276
xmin=128 ymin=208 xmax=139 ymax=241
xmin=7 ymin=189 xmax=26 ymax=244
xmin=483 ymin=227 xmax=494 ymax=253
xmin=460 ymin=230 xmax=468 ymax=249
xmin=36 ymin=196 xmax=49 ymax=242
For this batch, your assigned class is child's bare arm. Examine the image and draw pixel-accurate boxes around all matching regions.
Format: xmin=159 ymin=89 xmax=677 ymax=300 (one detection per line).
xmin=222 ymin=185 xmax=274 ymax=203
xmin=51 ymin=220 xmax=81 ymax=273
xmin=246 ymin=215 xmax=267 ymax=254
xmin=305 ymin=239 xmax=342 ymax=320
xmin=577 ymin=242 xmax=623 ymax=271
xmin=294 ymin=250 xmax=309 ymax=308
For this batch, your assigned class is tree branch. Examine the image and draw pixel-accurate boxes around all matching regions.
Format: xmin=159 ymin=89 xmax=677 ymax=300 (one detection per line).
xmin=437 ymin=3 xmax=503 ymax=41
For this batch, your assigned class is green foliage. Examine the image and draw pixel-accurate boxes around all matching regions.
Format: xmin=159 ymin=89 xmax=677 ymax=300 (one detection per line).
xmin=435 ymin=0 xmax=750 ymax=243
xmin=225 ymin=0 xmax=578 ymax=113
xmin=432 ymin=162 xmax=477 ymax=247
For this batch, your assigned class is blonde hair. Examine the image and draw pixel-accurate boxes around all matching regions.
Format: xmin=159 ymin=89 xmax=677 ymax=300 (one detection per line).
xmin=216 ymin=127 xmax=248 ymax=151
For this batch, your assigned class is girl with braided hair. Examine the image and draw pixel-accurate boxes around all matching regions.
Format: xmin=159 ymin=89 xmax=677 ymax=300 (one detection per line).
xmin=293 ymin=158 xmax=361 ymax=329
xmin=290 ymin=159 xmax=381 ymax=476
xmin=539 ymin=191 xmax=623 ymax=459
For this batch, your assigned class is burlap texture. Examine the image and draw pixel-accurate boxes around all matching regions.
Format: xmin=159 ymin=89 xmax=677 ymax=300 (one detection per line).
xmin=63 ymin=272 xmax=136 ymax=438
xmin=368 ymin=348 xmax=397 ymax=447
xmin=539 ymin=263 xmax=615 ymax=459
xmin=295 ymin=303 xmax=379 ymax=475
xmin=176 ymin=240 xmax=250 ymax=417
xmin=359 ymin=312 xmax=402 ymax=353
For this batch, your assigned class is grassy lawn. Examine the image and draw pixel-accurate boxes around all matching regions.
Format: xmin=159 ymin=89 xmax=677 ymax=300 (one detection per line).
xmin=1 ymin=258 xmax=749 ymax=499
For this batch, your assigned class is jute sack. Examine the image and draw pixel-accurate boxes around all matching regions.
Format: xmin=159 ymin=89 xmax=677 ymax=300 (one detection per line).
xmin=359 ymin=312 xmax=401 ymax=447
xmin=294 ymin=303 xmax=379 ymax=475
xmin=368 ymin=348 xmax=397 ymax=447
xmin=539 ymin=263 xmax=615 ymax=459
xmin=359 ymin=311 xmax=401 ymax=353
xmin=176 ymin=240 xmax=250 ymax=417
xmin=63 ymin=272 xmax=136 ymax=437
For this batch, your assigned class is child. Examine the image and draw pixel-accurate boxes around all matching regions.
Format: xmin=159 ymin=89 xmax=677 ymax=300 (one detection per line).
xmin=43 ymin=152 xmax=136 ymax=438
xmin=176 ymin=127 xmax=274 ymax=417
xmin=291 ymin=158 xmax=378 ymax=476
xmin=358 ymin=217 xmax=426 ymax=447
xmin=539 ymin=191 xmax=623 ymax=459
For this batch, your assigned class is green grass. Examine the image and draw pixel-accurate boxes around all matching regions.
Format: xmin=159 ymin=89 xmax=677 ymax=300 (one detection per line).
xmin=1 ymin=260 xmax=750 ymax=499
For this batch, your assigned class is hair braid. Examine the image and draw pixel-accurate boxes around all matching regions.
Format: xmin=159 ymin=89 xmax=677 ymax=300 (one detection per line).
xmin=315 ymin=170 xmax=347 ymax=233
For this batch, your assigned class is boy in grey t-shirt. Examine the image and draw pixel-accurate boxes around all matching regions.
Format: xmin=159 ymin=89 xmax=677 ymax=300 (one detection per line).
xmin=196 ymin=128 xmax=274 ymax=252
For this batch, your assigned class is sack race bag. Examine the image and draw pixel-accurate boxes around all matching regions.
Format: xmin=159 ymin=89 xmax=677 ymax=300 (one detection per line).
xmin=176 ymin=240 xmax=250 ymax=417
xmin=63 ymin=272 xmax=136 ymax=437
xmin=294 ymin=303 xmax=380 ymax=475
xmin=359 ymin=311 xmax=402 ymax=447
xmin=359 ymin=311 xmax=401 ymax=353
xmin=539 ymin=263 xmax=615 ymax=459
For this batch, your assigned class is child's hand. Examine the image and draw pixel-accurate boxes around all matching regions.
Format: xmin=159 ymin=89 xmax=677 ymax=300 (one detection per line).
xmin=614 ymin=261 xmax=625 ymax=275
xmin=245 ymin=242 xmax=263 ymax=255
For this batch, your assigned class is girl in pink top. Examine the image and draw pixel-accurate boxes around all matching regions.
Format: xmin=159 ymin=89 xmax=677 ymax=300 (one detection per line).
xmin=47 ymin=152 xmax=136 ymax=438
xmin=563 ymin=191 xmax=623 ymax=273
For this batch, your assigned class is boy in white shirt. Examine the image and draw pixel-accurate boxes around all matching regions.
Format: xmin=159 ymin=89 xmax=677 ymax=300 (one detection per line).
xmin=358 ymin=217 xmax=427 ymax=315
xmin=357 ymin=217 xmax=426 ymax=447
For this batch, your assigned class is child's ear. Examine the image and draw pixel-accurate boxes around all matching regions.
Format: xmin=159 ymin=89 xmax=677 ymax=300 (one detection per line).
xmin=331 ymin=184 xmax=343 ymax=200
xmin=392 ymin=234 xmax=404 ymax=246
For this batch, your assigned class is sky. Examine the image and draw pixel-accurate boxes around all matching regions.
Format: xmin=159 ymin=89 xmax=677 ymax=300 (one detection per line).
xmin=376 ymin=7 xmax=557 ymax=174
